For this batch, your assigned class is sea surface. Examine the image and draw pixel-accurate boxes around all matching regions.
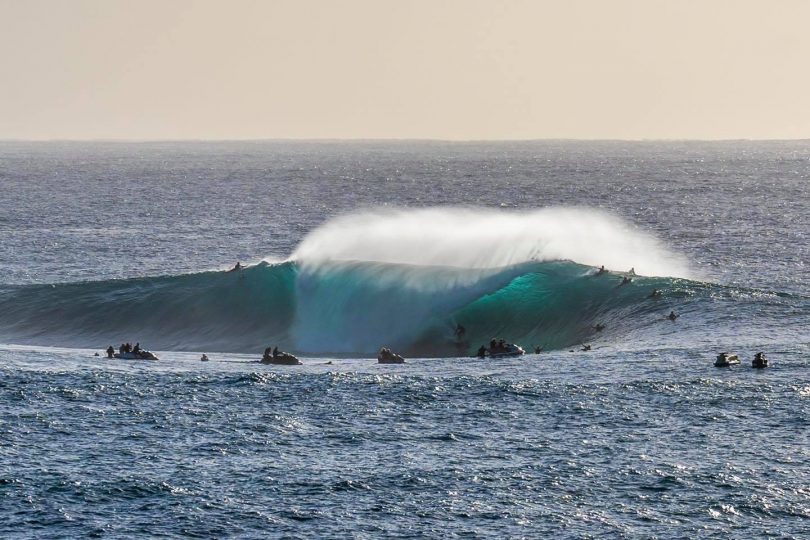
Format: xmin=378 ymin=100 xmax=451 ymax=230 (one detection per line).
xmin=1 ymin=140 xmax=808 ymax=538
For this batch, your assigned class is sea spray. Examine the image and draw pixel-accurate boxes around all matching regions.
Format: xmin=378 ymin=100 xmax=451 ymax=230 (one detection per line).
xmin=291 ymin=207 xmax=693 ymax=278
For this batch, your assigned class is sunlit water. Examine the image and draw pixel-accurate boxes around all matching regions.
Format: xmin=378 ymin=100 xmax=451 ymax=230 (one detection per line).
xmin=1 ymin=141 xmax=808 ymax=537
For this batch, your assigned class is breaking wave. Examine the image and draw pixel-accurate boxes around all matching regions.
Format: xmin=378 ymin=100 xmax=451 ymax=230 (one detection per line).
xmin=0 ymin=207 xmax=703 ymax=356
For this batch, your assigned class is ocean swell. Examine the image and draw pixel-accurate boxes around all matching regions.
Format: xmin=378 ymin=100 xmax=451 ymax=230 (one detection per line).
xmin=0 ymin=260 xmax=694 ymax=356
xmin=0 ymin=208 xmax=698 ymax=355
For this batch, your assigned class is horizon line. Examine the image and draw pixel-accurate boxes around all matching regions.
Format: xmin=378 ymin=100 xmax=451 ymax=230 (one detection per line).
xmin=1 ymin=137 xmax=810 ymax=144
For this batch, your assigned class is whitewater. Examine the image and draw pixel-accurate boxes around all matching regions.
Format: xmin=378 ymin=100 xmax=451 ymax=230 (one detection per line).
xmin=1 ymin=140 xmax=808 ymax=538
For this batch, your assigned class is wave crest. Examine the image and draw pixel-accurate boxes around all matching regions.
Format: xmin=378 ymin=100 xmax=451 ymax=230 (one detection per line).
xmin=292 ymin=207 xmax=692 ymax=278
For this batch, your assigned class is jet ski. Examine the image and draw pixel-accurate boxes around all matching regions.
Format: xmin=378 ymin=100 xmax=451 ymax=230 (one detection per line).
xmin=378 ymin=348 xmax=405 ymax=364
xmin=487 ymin=343 xmax=525 ymax=359
xmin=714 ymin=352 xmax=740 ymax=367
xmin=752 ymin=352 xmax=768 ymax=368
xmin=114 ymin=350 xmax=159 ymax=361
xmin=261 ymin=351 xmax=302 ymax=365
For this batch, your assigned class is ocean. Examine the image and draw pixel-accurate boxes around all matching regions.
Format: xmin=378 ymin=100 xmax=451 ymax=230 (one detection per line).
xmin=1 ymin=140 xmax=808 ymax=538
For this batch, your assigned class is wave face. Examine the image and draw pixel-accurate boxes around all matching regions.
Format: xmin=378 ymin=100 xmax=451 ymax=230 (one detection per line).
xmin=0 ymin=260 xmax=690 ymax=355
xmin=0 ymin=208 xmax=702 ymax=355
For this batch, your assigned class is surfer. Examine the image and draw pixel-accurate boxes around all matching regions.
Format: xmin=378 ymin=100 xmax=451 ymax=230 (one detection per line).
xmin=581 ymin=344 xmax=592 ymax=351
xmin=668 ymin=310 xmax=678 ymax=321
xmin=228 ymin=261 xmax=243 ymax=272
xmin=649 ymin=289 xmax=661 ymax=298
xmin=596 ymin=265 xmax=608 ymax=276
xmin=628 ymin=267 xmax=636 ymax=275
xmin=106 ymin=345 xmax=115 ymax=358
xmin=618 ymin=276 xmax=632 ymax=287
xmin=477 ymin=345 xmax=488 ymax=358
xmin=534 ymin=346 xmax=543 ymax=354
xmin=200 ymin=353 xmax=209 ymax=362
xmin=594 ymin=323 xmax=605 ymax=332
xmin=454 ymin=324 xmax=466 ymax=339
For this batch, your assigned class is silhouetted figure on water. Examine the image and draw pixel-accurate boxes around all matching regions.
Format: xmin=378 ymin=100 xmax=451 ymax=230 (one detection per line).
xmin=378 ymin=347 xmax=405 ymax=364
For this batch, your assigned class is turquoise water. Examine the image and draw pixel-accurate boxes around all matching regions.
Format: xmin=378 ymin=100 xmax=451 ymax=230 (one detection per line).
xmin=1 ymin=141 xmax=809 ymax=537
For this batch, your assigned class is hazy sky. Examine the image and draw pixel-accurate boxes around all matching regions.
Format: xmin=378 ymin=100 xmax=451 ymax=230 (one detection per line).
xmin=1 ymin=0 xmax=809 ymax=140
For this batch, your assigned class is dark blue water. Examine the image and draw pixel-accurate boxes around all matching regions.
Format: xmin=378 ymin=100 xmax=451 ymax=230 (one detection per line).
xmin=1 ymin=141 xmax=809 ymax=537
xmin=2 ymin=350 xmax=809 ymax=538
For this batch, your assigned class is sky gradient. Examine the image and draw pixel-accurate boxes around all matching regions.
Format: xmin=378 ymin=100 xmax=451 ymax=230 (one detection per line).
xmin=1 ymin=0 xmax=809 ymax=140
